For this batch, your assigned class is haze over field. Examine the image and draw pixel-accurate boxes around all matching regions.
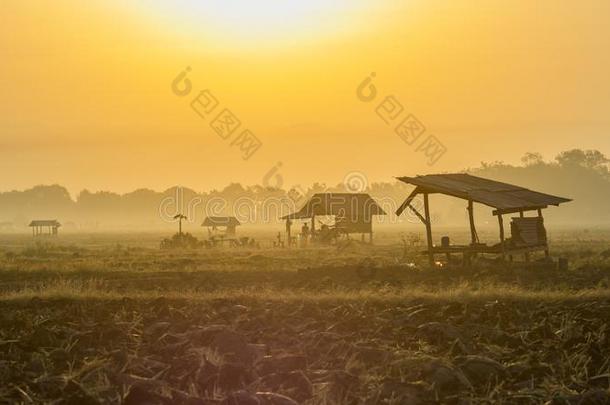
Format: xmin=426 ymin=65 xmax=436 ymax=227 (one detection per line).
xmin=2 ymin=1 xmax=610 ymax=193
xmin=0 ymin=149 xmax=608 ymax=229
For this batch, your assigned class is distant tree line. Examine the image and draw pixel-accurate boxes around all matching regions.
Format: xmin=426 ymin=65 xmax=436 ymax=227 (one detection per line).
xmin=0 ymin=149 xmax=607 ymax=230
xmin=470 ymin=149 xmax=610 ymax=226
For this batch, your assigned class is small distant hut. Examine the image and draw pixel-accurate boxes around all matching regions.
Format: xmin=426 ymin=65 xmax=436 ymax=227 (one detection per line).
xmin=29 ymin=220 xmax=61 ymax=237
xmin=395 ymin=173 xmax=571 ymax=264
xmin=202 ymin=216 xmax=241 ymax=236
xmin=282 ymin=193 xmax=386 ymax=244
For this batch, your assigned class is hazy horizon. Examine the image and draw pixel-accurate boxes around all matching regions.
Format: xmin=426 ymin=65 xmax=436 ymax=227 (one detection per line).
xmin=0 ymin=147 xmax=607 ymax=197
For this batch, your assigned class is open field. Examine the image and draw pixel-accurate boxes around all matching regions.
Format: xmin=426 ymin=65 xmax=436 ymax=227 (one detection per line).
xmin=1 ymin=230 xmax=610 ymax=404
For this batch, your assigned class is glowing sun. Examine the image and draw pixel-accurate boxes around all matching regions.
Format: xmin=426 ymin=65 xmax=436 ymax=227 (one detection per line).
xmin=140 ymin=0 xmax=369 ymax=47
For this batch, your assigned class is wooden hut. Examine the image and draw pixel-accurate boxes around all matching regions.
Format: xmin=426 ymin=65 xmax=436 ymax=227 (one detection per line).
xmin=202 ymin=216 xmax=240 ymax=236
xmin=395 ymin=174 xmax=571 ymax=264
xmin=282 ymin=193 xmax=386 ymax=245
xmin=29 ymin=220 xmax=61 ymax=237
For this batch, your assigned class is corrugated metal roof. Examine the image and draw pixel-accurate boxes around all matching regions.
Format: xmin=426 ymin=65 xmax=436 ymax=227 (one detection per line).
xmin=281 ymin=193 xmax=386 ymax=220
xmin=397 ymin=173 xmax=571 ymax=211
xmin=29 ymin=220 xmax=61 ymax=227
xmin=201 ymin=217 xmax=241 ymax=227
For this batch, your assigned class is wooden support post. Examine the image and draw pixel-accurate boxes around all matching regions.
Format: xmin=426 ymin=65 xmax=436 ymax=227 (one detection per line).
xmin=465 ymin=200 xmax=479 ymax=266
xmin=407 ymin=203 xmax=427 ymax=225
xmin=538 ymin=208 xmax=550 ymax=258
xmin=286 ymin=218 xmax=291 ymax=248
xmin=369 ymin=232 xmax=373 ymax=244
xmin=467 ymin=200 xmax=477 ymax=245
xmin=395 ymin=188 xmax=419 ymax=216
xmin=498 ymin=214 xmax=506 ymax=261
xmin=423 ymin=193 xmax=434 ymax=266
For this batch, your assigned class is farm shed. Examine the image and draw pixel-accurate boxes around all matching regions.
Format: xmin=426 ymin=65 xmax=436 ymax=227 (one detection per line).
xmin=202 ymin=216 xmax=241 ymax=236
xmin=395 ymin=173 xmax=572 ymax=265
xmin=281 ymin=193 xmax=386 ymax=244
xmin=29 ymin=220 xmax=61 ymax=237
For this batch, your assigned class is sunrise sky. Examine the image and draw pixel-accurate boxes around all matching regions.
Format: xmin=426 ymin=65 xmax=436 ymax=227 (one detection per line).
xmin=1 ymin=0 xmax=609 ymax=194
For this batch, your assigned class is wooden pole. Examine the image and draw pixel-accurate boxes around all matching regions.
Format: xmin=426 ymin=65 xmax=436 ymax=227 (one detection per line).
xmin=286 ymin=218 xmax=291 ymax=248
xmin=423 ymin=193 xmax=434 ymax=266
xmin=538 ymin=208 xmax=549 ymax=258
xmin=465 ymin=200 xmax=478 ymax=266
xmin=498 ymin=214 xmax=506 ymax=261
xmin=467 ymin=200 xmax=477 ymax=245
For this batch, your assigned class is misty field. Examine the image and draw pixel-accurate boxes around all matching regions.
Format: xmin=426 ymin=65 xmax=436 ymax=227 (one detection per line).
xmin=1 ymin=230 xmax=610 ymax=404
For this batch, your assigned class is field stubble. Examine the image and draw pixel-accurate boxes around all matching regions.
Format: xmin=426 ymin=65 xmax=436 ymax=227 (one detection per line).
xmin=1 ymin=231 xmax=610 ymax=404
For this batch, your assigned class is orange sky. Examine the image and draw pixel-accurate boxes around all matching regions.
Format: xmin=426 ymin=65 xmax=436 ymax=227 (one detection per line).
xmin=1 ymin=0 xmax=609 ymax=194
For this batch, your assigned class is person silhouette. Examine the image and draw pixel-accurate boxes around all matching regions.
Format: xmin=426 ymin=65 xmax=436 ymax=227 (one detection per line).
xmin=301 ymin=222 xmax=310 ymax=247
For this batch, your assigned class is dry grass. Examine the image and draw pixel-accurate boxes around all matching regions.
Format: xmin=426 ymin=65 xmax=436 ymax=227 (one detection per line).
xmin=1 ymin=231 xmax=610 ymax=403
xmin=3 ymin=277 xmax=610 ymax=304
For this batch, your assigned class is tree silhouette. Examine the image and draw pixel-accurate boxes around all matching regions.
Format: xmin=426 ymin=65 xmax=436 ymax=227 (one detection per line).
xmin=173 ymin=214 xmax=187 ymax=236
